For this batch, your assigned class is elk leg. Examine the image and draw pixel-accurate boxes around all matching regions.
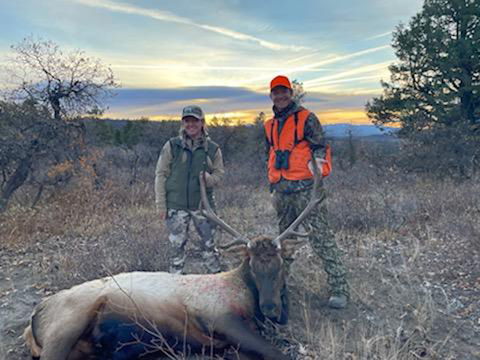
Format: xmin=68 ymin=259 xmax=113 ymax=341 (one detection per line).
xmin=215 ymin=314 xmax=288 ymax=360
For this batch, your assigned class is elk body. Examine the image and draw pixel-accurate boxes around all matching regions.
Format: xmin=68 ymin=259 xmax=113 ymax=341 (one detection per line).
xmin=24 ymin=242 xmax=288 ymax=360
xmin=24 ymin=162 xmax=323 ymax=360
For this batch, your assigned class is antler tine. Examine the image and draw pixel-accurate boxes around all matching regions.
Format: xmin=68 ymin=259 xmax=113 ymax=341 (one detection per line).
xmin=217 ymin=238 xmax=251 ymax=250
xmin=199 ymin=172 xmax=249 ymax=247
xmin=272 ymin=158 xmax=323 ymax=247
xmin=287 ymin=223 xmax=313 ymax=238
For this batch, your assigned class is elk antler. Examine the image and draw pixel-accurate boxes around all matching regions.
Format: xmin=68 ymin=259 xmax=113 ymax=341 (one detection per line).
xmin=272 ymin=157 xmax=324 ymax=248
xmin=199 ymin=172 xmax=249 ymax=249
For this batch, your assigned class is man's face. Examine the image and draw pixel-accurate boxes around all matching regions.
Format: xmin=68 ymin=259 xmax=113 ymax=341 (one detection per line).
xmin=182 ymin=116 xmax=203 ymax=139
xmin=270 ymin=86 xmax=293 ymax=110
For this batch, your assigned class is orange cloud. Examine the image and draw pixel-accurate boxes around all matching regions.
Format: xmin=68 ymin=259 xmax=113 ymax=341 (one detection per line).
xmin=317 ymin=109 xmax=372 ymax=125
xmin=129 ymin=108 xmax=374 ymax=126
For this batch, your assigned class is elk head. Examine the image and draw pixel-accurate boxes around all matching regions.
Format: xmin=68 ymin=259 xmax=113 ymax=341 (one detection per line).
xmin=199 ymin=160 xmax=323 ymax=324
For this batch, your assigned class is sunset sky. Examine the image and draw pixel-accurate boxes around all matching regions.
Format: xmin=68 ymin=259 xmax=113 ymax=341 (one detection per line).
xmin=0 ymin=0 xmax=423 ymax=124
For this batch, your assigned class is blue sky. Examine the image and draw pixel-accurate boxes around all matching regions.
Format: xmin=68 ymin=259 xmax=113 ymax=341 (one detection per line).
xmin=0 ymin=0 xmax=424 ymax=124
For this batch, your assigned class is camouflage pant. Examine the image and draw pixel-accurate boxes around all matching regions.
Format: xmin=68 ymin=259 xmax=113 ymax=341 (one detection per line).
xmin=272 ymin=187 xmax=349 ymax=298
xmin=166 ymin=209 xmax=221 ymax=274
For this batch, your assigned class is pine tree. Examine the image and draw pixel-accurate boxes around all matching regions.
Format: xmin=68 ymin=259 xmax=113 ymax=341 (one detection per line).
xmin=366 ymin=0 xmax=480 ymax=175
xmin=367 ymin=0 xmax=479 ymax=131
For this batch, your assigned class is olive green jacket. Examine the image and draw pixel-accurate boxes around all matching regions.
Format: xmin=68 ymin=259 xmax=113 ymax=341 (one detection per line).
xmin=155 ymin=130 xmax=224 ymax=212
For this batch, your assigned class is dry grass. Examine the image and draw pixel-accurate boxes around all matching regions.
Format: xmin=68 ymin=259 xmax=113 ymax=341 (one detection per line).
xmin=1 ymin=154 xmax=479 ymax=359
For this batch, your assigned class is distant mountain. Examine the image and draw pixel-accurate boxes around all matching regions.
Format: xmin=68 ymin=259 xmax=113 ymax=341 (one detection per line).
xmin=324 ymin=123 xmax=397 ymax=138
xmin=86 ymin=118 xmax=397 ymax=139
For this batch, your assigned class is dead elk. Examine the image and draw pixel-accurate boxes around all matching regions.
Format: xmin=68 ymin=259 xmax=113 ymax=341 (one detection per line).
xmin=23 ymin=162 xmax=324 ymax=360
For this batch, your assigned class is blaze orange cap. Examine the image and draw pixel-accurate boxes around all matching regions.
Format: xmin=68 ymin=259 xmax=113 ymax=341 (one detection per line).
xmin=270 ymin=75 xmax=292 ymax=91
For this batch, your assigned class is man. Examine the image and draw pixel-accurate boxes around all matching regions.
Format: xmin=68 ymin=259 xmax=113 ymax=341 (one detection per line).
xmin=265 ymin=75 xmax=349 ymax=309
xmin=155 ymin=105 xmax=224 ymax=274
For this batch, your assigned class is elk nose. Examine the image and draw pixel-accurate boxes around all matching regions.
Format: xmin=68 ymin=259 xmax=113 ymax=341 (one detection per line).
xmin=261 ymin=303 xmax=277 ymax=315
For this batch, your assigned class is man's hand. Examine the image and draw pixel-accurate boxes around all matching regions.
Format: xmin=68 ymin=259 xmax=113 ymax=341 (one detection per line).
xmin=308 ymin=157 xmax=327 ymax=175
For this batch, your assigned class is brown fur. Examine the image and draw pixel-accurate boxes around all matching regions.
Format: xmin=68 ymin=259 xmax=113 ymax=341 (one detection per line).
xmin=23 ymin=325 xmax=42 ymax=358
xmin=67 ymin=338 xmax=94 ymax=360
xmin=23 ymin=237 xmax=294 ymax=360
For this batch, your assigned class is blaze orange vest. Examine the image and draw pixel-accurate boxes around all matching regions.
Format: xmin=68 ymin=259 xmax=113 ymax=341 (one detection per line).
xmin=265 ymin=109 xmax=313 ymax=183
xmin=265 ymin=109 xmax=332 ymax=184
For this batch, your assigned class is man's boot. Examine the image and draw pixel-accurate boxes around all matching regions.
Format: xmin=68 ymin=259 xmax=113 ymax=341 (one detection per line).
xmin=328 ymin=293 xmax=348 ymax=309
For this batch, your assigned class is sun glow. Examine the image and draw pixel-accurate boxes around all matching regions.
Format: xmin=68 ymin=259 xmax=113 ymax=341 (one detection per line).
xmin=318 ymin=110 xmax=372 ymax=125
xmin=104 ymin=108 xmax=375 ymax=126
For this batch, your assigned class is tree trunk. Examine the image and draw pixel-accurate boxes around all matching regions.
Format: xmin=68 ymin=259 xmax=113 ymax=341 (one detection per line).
xmin=458 ymin=12 xmax=476 ymax=124
xmin=51 ymin=96 xmax=62 ymax=121
xmin=31 ymin=183 xmax=44 ymax=209
xmin=0 ymin=156 xmax=32 ymax=213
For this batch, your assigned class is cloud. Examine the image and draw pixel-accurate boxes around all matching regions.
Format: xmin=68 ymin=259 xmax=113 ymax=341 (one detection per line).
xmin=301 ymin=45 xmax=391 ymax=68
xmin=304 ymin=61 xmax=392 ymax=87
xmin=284 ymin=51 xmax=322 ymax=65
xmin=307 ymin=74 xmax=386 ymax=87
xmin=236 ymin=45 xmax=391 ymax=88
xmin=105 ymin=86 xmax=267 ymax=117
xmin=109 ymin=86 xmax=262 ymax=104
xmin=306 ymin=91 xmax=380 ymax=108
xmin=317 ymin=110 xmax=371 ymax=125
xmin=366 ymin=31 xmax=392 ymax=40
xmin=103 ymin=86 xmax=379 ymax=125
xmin=74 ymin=0 xmax=307 ymax=51
xmin=111 ymin=63 xmax=329 ymax=72
xmin=111 ymin=64 xmax=329 ymax=73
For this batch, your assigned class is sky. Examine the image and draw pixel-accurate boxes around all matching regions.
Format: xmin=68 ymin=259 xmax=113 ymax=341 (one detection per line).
xmin=0 ymin=0 xmax=424 ymax=124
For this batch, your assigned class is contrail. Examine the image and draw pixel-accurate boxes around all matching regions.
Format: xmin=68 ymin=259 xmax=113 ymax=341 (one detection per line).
xmin=75 ymin=0 xmax=307 ymax=51
xmin=236 ymin=45 xmax=391 ymax=87
xmin=366 ymin=31 xmax=392 ymax=40
xmin=304 ymin=61 xmax=392 ymax=87
xmin=306 ymin=74 xmax=389 ymax=87
xmin=111 ymin=64 xmax=329 ymax=72
xmin=284 ymin=51 xmax=322 ymax=64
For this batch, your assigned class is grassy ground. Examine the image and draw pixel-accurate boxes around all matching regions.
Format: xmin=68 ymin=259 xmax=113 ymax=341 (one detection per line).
xmin=0 ymin=158 xmax=479 ymax=359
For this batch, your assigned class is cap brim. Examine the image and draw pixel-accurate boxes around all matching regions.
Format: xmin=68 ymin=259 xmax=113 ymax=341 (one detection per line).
xmin=182 ymin=114 xmax=203 ymax=120
xmin=270 ymin=85 xmax=292 ymax=91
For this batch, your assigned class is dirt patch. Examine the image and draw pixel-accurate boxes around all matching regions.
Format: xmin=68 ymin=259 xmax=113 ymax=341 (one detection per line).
xmin=0 ymin=248 xmax=45 ymax=359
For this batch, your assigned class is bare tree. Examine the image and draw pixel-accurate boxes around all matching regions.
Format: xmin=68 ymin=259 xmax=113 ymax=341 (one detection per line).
xmin=0 ymin=99 xmax=85 ymax=212
xmin=4 ymin=36 xmax=119 ymax=121
xmin=0 ymin=37 xmax=118 ymax=212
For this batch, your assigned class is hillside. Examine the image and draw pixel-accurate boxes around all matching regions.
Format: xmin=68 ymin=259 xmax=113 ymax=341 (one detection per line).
xmin=0 ymin=134 xmax=479 ymax=359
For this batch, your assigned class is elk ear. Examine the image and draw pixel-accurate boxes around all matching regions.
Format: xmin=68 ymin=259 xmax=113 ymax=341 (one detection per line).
xmin=224 ymin=244 xmax=248 ymax=257
xmin=282 ymin=239 xmax=306 ymax=258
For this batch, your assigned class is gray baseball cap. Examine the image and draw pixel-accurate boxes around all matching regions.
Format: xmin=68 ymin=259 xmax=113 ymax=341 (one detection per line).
xmin=182 ymin=105 xmax=205 ymax=120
